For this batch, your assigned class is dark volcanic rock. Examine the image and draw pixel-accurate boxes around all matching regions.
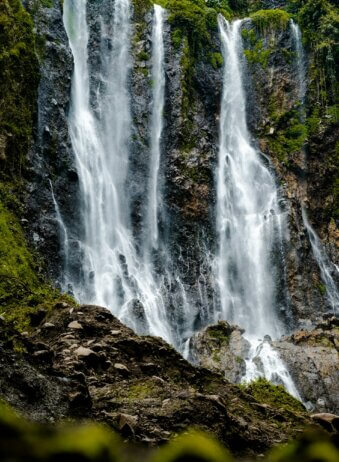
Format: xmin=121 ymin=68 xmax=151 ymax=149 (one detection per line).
xmin=0 ymin=305 xmax=317 ymax=457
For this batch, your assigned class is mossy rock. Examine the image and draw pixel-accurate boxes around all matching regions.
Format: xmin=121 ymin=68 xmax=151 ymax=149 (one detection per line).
xmin=0 ymin=198 xmax=74 ymax=333
xmin=242 ymin=378 xmax=306 ymax=414
xmin=250 ymin=9 xmax=291 ymax=33
xmin=205 ymin=321 xmax=232 ymax=345
xmin=0 ymin=0 xmax=39 ymax=176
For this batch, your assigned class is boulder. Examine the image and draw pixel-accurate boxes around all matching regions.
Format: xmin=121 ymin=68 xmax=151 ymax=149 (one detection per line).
xmin=191 ymin=321 xmax=250 ymax=383
xmin=273 ymin=317 xmax=339 ymax=413
xmin=68 ymin=321 xmax=83 ymax=330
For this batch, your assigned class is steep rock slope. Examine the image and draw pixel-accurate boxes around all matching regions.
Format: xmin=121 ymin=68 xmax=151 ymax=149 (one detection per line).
xmin=191 ymin=317 xmax=339 ymax=413
xmin=0 ymin=304 xmax=318 ymax=457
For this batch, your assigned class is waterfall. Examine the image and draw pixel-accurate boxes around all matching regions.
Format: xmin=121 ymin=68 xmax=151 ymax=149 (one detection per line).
xmin=291 ymin=21 xmax=338 ymax=310
xmin=216 ymin=16 xmax=300 ymax=398
xmin=49 ymin=180 xmax=69 ymax=272
xmin=302 ymin=209 xmax=339 ymax=312
xmin=63 ymin=0 xmax=173 ymax=344
xmin=145 ymin=4 xmax=166 ymax=253
xmin=291 ymin=20 xmax=307 ymax=107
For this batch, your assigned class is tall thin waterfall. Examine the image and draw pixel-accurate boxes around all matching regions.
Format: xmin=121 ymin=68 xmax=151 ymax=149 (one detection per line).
xmin=216 ymin=17 xmax=300 ymax=397
xmin=291 ymin=22 xmax=338 ymax=310
xmin=145 ymin=5 xmax=166 ymax=253
xmin=49 ymin=180 xmax=69 ymax=272
xmin=291 ymin=21 xmax=306 ymax=107
xmin=302 ymin=209 xmax=339 ymax=312
xmin=63 ymin=0 xmax=173 ymax=344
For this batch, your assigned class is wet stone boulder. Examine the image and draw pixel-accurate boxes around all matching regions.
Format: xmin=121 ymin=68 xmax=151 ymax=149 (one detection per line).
xmin=191 ymin=321 xmax=250 ymax=383
xmin=273 ymin=316 xmax=339 ymax=414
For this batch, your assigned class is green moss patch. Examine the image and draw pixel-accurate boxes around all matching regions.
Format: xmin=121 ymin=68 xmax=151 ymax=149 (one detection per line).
xmin=206 ymin=322 xmax=232 ymax=346
xmin=242 ymin=378 xmax=305 ymax=414
xmin=250 ymin=9 xmax=291 ymax=33
xmin=0 ymin=0 xmax=39 ymax=176
xmin=0 ymin=199 xmax=74 ymax=333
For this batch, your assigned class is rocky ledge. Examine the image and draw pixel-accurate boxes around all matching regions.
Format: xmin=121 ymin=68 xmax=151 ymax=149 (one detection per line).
xmin=191 ymin=317 xmax=339 ymax=414
xmin=0 ymin=303 xmax=328 ymax=458
xmin=273 ymin=316 xmax=339 ymax=414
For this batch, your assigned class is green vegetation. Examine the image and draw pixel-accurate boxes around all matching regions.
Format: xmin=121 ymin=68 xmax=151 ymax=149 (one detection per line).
xmin=288 ymin=0 xmax=338 ymax=109
xmin=210 ymin=51 xmax=223 ymax=69
xmin=152 ymin=430 xmax=232 ymax=462
xmin=155 ymin=0 xmax=232 ymax=52
xmin=250 ymin=9 xmax=291 ymax=33
xmin=285 ymin=0 xmax=338 ymax=220
xmin=206 ymin=323 xmax=231 ymax=345
xmin=1 ymin=402 xmax=339 ymax=461
xmin=0 ymin=0 xmax=39 ymax=176
xmin=126 ymin=380 xmax=157 ymax=401
xmin=317 ymin=282 xmax=327 ymax=296
xmin=241 ymin=378 xmax=306 ymax=414
xmin=244 ymin=39 xmax=270 ymax=68
xmin=132 ymin=0 xmax=152 ymax=22
xmin=0 ymin=196 xmax=73 ymax=333
xmin=242 ymin=12 xmax=290 ymax=71
xmin=0 ymin=0 xmax=74 ymax=333
xmin=267 ymin=106 xmax=308 ymax=164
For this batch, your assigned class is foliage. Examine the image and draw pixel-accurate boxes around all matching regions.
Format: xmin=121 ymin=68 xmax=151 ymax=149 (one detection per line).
xmin=268 ymin=431 xmax=339 ymax=462
xmin=206 ymin=322 xmax=231 ymax=345
xmin=0 ymin=197 xmax=74 ymax=333
xmin=156 ymin=0 xmax=232 ymax=53
xmin=0 ymin=0 xmax=39 ymax=176
xmin=152 ymin=430 xmax=232 ymax=462
xmin=1 ymin=402 xmax=339 ymax=461
xmin=210 ymin=51 xmax=224 ymax=68
xmin=132 ymin=0 xmax=152 ymax=22
xmin=286 ymin=0 xmax=338 ymax=108
xmin=241 ymin=378 xmax=306 ymax=413
xmin=244 ymin=39 xmax=270 ymax=68
xmin=250 ymin=9 xmax=291 ymax=33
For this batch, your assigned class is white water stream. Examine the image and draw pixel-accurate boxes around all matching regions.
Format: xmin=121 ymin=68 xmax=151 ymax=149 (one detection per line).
xmin=216 ymin=16 xmax=300 ymax=398
xmin=302 ymin=209 xmax=339 ymax=312
xmin=291 ymin=21 xmax=338 ymax=312
xmin=63 ymin=0 xmax=173 ymax=343
xmin=146 ymin=4 xmax=166 ymax=253
xmin=291 ymin=20 xmax=307 ymax=106
xmin=60 ymin=1 xmax=306 ymax=398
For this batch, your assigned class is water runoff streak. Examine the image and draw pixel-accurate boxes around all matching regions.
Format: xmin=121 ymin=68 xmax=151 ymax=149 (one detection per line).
xmin=302 ymin=209 xmax=339 ymax=312
xmin=291 ymin=22 xmax=339 ymax=311
xmin=63 ymin=0 xmax=173 ymax=344
xmin=291 ymin=20 xmax=307 ymax=107
xmin=145 ymin=4 xmax=166 ymax=254
xmin=216 ymin=16 xmax=300 ymax=397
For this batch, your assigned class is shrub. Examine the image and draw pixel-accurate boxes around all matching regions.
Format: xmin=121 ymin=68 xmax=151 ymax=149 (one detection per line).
xmin=250 ymin=9 xmax=291 ymax=33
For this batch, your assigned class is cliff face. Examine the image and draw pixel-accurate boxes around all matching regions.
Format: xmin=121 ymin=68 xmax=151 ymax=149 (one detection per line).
xmin=0 ymin=0 xmax=338 ymax=443
xmin=18 ymin=0 xmax=337 ymax=330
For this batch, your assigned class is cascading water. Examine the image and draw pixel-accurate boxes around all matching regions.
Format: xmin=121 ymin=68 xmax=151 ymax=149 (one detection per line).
xmin=302 ymin=209 xmax=339 ymax=312
xmin=291 ymin=20 xmax=307 ymax=107
xmin=63 ymin=0 xmax=173 ymax=344
xmin=216 ymin=16 xmax=300 ymax=398
xmin=291 ymin=21 xmax=338 ymax=310
xmin=145 ymin=4 xmax=166 ymax=253
xmin=49 ymin=180 xmax=69 ymax=273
